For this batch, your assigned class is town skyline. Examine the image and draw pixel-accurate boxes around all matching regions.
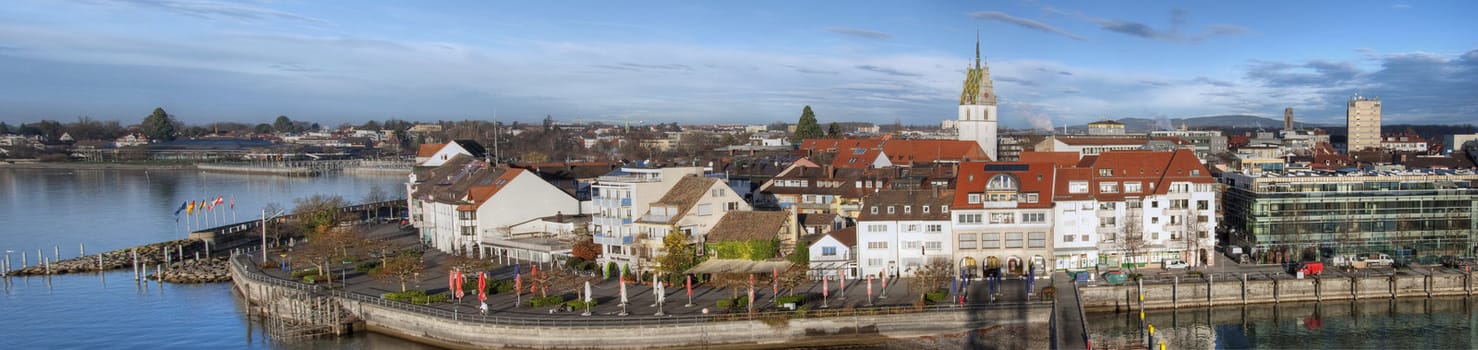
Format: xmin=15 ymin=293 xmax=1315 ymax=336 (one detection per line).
xmin=1 ymin=1 xmax=1474 ymax=127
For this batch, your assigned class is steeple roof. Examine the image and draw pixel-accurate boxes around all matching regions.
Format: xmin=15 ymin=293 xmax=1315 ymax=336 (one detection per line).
xmin=960 ymin=35 xmax=996 ymax=106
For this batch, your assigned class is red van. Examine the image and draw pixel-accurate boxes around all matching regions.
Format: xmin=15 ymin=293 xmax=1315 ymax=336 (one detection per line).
xmin=1293 ymin=262 xmax=1324 ymax=276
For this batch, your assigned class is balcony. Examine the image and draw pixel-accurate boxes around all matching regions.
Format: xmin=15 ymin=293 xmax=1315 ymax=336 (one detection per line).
xmin=621 ymin=198 xmax=632 ymax=206
xmin=594 ymin=233 xmax=636 ymax=246
xmin=981 ymin=201 xmax=1018 ymax=209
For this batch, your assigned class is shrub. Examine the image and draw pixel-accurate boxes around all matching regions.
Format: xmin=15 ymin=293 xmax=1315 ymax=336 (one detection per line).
xmin=716 ymin=299 xmax=733 ymax=308
xmin=355 ymin=261 xmax=381 ymax=273
xmin=303 ymin=274 xmax=328 ymax=284
xmin=291 ymin=269 xmax=316 ymax=279
xmin=776 ymin=294 xmax=806 ymax=306
xmin=529 ymin=296 xmax=566 ymax=308
xmin=384 ymin=290 xmax=428 ymax=302
xmin=735 ymin=297 xmax=750 ymax=308
xmin=410 ymin=293 xmax=450 ymax=305
xmin=924 ymin=289 xmax=949 ymax=303
xmin=489 ymin=279 xmax=515 ymax=294
xmin=792 ymin=305 xmax=811 ymax=318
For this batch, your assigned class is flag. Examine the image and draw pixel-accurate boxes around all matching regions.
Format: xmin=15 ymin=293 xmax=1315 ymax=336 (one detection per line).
xmin=478 ymin=272 xmax=487 ymax=302
xmin=214 ymin=195 xmax=224 ymax=206
xmin=229 ymin=195 xmax=235 ymax=210
xmin=186 ymin=200 xmax=195 ymax=215
xmin=174 ymin=202 xmax=187 ymax=216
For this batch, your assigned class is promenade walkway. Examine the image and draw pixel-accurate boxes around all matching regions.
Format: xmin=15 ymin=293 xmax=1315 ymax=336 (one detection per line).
xmin=248 ymin=223 xmax=1049 ymax=324
xmin=1052 ymin=271 xmax=1091 ymax=350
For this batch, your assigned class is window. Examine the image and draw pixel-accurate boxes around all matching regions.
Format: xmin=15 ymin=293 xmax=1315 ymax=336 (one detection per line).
xmin=711 ymin=188 xmax=726 ymax=197
xmin=1099 ymin=182 xmax=1119 ymax=193
xmin=1125 ymin=182 xmax=1142 ymax=193
xmin=1197 ymin=215 xmax=1209 ymax=224
xmin=1127 ymin=199 xmax=1142 ymax=209
xmin=1028 ymin=232 xmax=1046 ymax=248
xmin=959 ymin=233 xmax=978 ymax=249
xmin=924 ymin=241 xmax=942 ymax=250
xmin=903 ymin=224 xmax=920 ymax=232
xmin=460 ymin=225 xmax=476 ymax=235
xmin=1099 ymin=202 xmax=1117 ymax=210
xmin=1023 ymin=193 xmax=1039 ymax=203
xmin=726 ymin=202 xmax=740 ymax=211
xmin=458 ymin=210 xmax=476 ymax=220
xmin=871 ymin=206 xmax=878 ymax=214
xmin=968 ymin=193 xmax=982 ymax=204
xmin=1080 ymin=202 xmax=1094 ymax=210
xmin=987 ymin=175 xmax=1019 ymax=190
xmin=1004 ymin=232 xmax=1024 ymax=248
xmin=697 ymin=203 xmax=713 ymax=215
xmin=958 ymin=214 xmax=982 ymax=224
xmin=1197 ymin=200 xmax=1209 ymax=210
xmin=989 ymin=212 xmax=1015 ymax=224
xmin=1170 ymin=216 xmax=1181 ymax=225
xmin=1170 ymin=200 xmax=1188 ymax=209
xmin=1151 ymin=217 xmax=1159 ymax=224
xmin=867 ymin=224 xmax=887 ymax=232
xmin=1100 ymin=217 xmax=1117 ymax=227
xmin=1064 ymin=234 xmax=1074 ymax=242
xmin=822 ymin=246 xmax=837 ymax=256
xmin=1191 ymin=170 xmax=1201 ymax=176
xmin=1151 ymin=200 xmax=1160 ymax=208
xmin=1171 ymin=183 xmax=1191 ymax=193
xmin=1151 ymin=232 xmax=1159 ymax=240
xmin=1069 ymin=181 xmax=1089 ymax=193
xmin=923 ymin=206 xmax=931 ymax=213
xmin=1098 ymin=168 xmax=1113 ymax=177
xmin=926 ymin=224 xmax=943 ymax=233
xmin=887 ymin=206 xmax=895 ymax=214
xmin=903 ymin=241 xmax=920 ymax=249
xmin=1081 ymin=234 xmax=1089 ymax=242
xmin=981 ymin=233 xmax=1000 ymax=248
xmin=942 ymin=205 xmax=949 ymax=213
xmin=867 ymin=258 xmax=883 ymax=267
xmin=904 ymin=206 xmax=912 ymax=214
xmin=867 ymin=241 xmax=888 ymax=249
xmin=1022 ymin=212 xmax=1046 ymax=223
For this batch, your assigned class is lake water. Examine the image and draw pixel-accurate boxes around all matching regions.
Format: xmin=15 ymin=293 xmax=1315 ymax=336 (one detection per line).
xmin=0 ymin=167 xmax=434 ymax=349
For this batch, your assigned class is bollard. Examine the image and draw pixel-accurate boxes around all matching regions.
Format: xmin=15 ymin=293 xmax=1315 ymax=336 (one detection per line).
xmin=44 ymin=257 xmax=50 ymax=275
xmin=132 ymin=249 xmax=140 ymax=281
xmin=98 ymin=254 xmax=104 ymax=271
xmin=54 ymin=245 xmax=59 ymax=261
xmin=22 ymin=251 xmax=27 ymax=268
xmin=80 ymin=243 xmax=85 ymax=258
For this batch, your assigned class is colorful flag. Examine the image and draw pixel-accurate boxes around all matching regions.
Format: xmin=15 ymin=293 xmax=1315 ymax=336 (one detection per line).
xmin=186 ymin=200 xmax=195 ymax=215
xmin=214 ymin=195 xmax=224 ymax=206
xmin=174 ymin=202 xmax=187 ymax=216
xmin=229 ymin=195 xmax=235 ymax=210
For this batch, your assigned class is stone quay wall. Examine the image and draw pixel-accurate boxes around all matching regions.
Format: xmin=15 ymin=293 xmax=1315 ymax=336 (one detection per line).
xmin=1079 ymin=271 xmax=1476 ymax=313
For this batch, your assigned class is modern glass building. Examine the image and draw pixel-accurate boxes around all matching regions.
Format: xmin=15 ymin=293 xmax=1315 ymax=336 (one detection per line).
xmin=1223 ymin=168 xmax=1478 ymax=263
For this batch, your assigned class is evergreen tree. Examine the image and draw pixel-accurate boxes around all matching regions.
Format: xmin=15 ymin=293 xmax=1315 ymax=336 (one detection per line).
xmin=793 ymin=105 xmax=823 ymax=143
xmin=0 ymin=121 xmax=10 ymax=134
xmin=140 ymin=107 xmax=177 ymax=142
xmin=273 ymin=115 xmax=294 ymax=133
xmin=826 ymin=122 xmax=842 ymax=137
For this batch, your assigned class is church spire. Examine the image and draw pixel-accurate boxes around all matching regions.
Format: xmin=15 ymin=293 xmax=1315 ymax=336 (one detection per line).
xmin=974 ymin=30 xmax=981 ymax=69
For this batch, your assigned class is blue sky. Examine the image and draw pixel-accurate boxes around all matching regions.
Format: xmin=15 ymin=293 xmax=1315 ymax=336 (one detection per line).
xmin=1 ymin=0 xmax=1474 ymax=129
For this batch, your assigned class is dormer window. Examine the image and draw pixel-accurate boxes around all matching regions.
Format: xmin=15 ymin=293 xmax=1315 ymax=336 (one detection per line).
xmin=923 ymin=206 xmax=931 ymax=213
xmin=904 ymin=206 xmax=912 ymax=213
xmin=887 ymin=206 xmax=895 ymax=214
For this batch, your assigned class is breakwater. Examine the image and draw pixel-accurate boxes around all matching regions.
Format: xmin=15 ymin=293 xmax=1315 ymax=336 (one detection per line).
xmin=1078 ymin=269 xmax=1475 ymax=313
xmin=3 ymin=238 xmax=232 ymax=283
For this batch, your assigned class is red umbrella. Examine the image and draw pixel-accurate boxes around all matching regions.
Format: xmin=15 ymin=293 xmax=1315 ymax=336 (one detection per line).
xmin=772 ymin=266 xmax=779 ymax=297
xmin=685 ymin=274 xmax=692 ymax=296
xmin=478 ymin=272 xmax=488 ymax=301
xmin=530 ymin=265 xmax=539 ymax=294
xmin=449 ymin=270 xmax=456 ymax=295
xmin=455 ymin=271 xmax=466 ymax=299
xmin=514 ymin=272 xmax=522 ymax=296
xmin=823 ymin=276 xmax=829 ymax=298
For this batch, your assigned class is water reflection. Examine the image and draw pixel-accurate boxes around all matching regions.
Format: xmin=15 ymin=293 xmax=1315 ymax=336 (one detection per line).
xmin=1087 ymin=297 xmax=1477 ymax=349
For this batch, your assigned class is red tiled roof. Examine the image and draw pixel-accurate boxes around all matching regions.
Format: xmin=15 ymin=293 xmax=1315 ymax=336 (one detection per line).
xmin=880 ymin=139 xmax=989 ymax=164
xmin=827 ymin=227 xmax=857 ymax=248
xmin=1017 ymin=152 xmax=1080 ymax=167
xmin=459 ymin=168 xmax=524 ymax=211
xmin=1083 ymin=149 xmax=1214 ymax=201
xmin=416 ymin=144 xmax=442 ymax=158
xmin=1052 ymin=168 xmax=1095 ymax=201
xmin=952 ymin=162 xmax=1056 ymax=209
xmin=858 ymin=189 xmax=954 ymax=221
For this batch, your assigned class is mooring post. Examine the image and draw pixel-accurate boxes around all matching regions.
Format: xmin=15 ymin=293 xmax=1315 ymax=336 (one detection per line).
xmin=80 ymin=243 xmax=85 ymax=258
xmin=132 ymin=249 xmax=139 ymax=281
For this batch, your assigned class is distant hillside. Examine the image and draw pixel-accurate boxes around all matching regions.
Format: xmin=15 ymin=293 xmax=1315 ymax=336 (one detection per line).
xmin=1074 ymin=115 xmax=1326 ymax=132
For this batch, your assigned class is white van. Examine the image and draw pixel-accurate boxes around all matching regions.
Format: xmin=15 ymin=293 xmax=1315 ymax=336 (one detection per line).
xmin=1359 ymin=253 xmax=1393 ymax=266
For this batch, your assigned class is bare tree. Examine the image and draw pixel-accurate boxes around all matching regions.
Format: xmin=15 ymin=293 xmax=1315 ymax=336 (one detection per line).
xmin=363 ymin=185 xmax=390 ymax=222
xmin=909 ymin=259 xmax=954 ymax=300
xmin=1117 ymin=210 xmax=1148 ymax=272
xmin=376 ymin=254 xmax=425 ymax=292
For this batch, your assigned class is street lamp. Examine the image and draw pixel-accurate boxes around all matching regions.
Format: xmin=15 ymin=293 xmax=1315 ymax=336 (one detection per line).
xmin=262 ymin=208 xmax=286 ymax=263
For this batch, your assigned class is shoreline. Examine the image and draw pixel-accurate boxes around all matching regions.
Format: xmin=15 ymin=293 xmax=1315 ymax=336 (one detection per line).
xmin=0 ymin=161 xmax=198 ymax=170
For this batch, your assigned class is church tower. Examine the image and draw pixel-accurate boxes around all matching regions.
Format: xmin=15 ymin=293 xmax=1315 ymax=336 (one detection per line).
xmin=957 ymin=34 xmax=998 ymax=161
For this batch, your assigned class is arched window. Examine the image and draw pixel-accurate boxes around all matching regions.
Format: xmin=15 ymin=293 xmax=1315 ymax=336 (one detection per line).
xmin=986 ymin=174 xmax=1018 ymax=191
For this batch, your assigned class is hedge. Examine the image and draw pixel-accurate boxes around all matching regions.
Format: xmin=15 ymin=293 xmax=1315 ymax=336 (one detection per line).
xmin=776 ymin=294 xmax=806 ymax=306
xmin=529 ymin=295 xmax=566 ymax=308
xmin=924 ymin=289 xmax=949 ymax=303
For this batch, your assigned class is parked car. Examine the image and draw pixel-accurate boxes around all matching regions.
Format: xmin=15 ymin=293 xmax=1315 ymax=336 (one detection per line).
xmin=1359 ymin=253 xmax=1394 ymax=266
xmin=1163 ymin=259 xmax=1189 ymax=269
xmin=1441 ymin=256 xmax=1474 ymax=269
xmin=1291 ymin=261 xmax=1324 ymax=276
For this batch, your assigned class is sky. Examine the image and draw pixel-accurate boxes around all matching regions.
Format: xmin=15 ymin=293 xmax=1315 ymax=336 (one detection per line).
xmin=1 ymin=0 xmax=1475 ymax=129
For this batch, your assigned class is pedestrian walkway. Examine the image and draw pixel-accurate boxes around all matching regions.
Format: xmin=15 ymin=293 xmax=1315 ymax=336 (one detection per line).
xmin=1052 ymin=271 xmax=1090 ymax=350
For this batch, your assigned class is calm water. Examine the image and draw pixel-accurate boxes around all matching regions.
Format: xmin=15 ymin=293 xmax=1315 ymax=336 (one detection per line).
xmin=0 ymin=167 xmax=434 ymax=349
xmin=1087 ymin=296 xmax=1478 ymax=349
